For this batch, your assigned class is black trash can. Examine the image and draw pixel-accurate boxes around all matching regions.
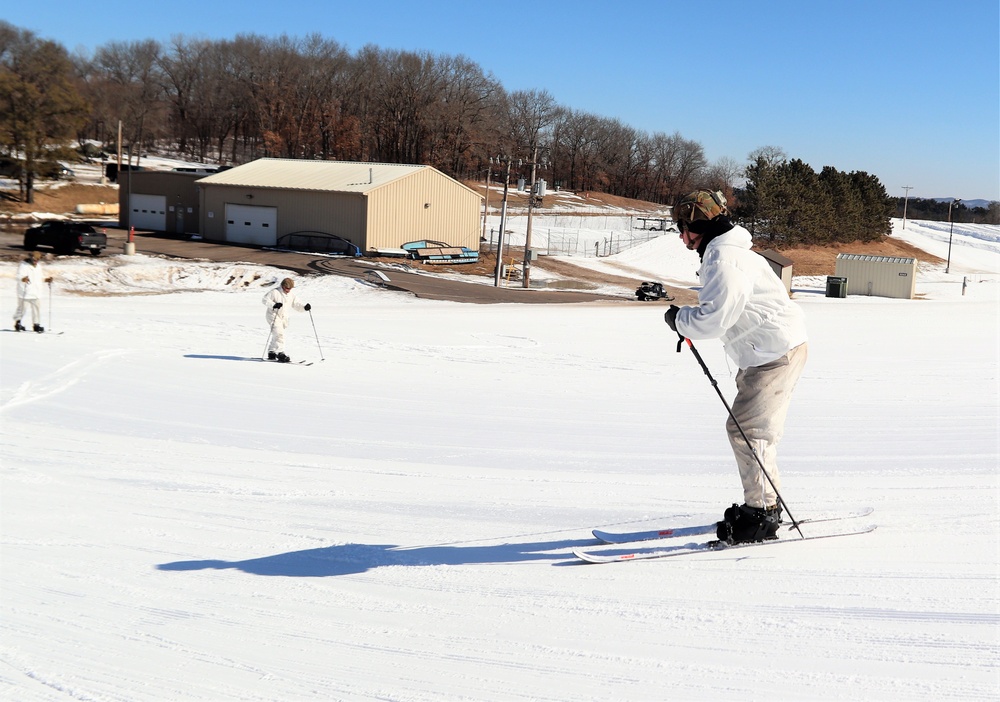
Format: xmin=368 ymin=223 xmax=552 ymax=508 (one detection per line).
xmin=826 ymin=276 xmax=848 ymax=298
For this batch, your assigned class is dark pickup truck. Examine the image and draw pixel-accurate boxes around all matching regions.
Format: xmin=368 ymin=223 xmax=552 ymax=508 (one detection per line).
xmin=24 ymin=221 xmax=107 ymax=256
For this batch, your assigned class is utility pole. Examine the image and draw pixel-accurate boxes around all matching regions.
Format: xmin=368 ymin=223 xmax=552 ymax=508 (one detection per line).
xmin=481 ymin=166 xmax=491 ymax=244
xmin=901 ymin=186 xmax=913 ymax=230
xmin=492 ymin=156 xmax=515 ymax=287
xmin=116 ymin=120 xmax=122 ymax=177
xmin=522 ymin=145 xmax=539 ymax=289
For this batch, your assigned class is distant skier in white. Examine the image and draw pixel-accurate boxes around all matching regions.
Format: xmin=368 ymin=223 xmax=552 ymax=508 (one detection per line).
xmin=262 ymin=277 xmax=310 ymax=363
xmin=13 ymin=251 xmax=53 ymax=332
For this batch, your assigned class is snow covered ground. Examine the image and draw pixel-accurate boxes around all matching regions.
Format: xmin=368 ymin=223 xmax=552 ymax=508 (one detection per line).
xmin=1 ymin=221 xmax=998 ymax=701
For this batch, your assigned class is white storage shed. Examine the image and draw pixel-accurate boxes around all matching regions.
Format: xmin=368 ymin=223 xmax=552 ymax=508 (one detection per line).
xmin=834 ymin=254 xmax=918 ymax=299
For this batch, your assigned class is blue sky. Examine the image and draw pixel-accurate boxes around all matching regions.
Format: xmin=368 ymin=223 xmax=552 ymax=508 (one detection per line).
xmin=5 ymin=0 xmax=998 ymax=201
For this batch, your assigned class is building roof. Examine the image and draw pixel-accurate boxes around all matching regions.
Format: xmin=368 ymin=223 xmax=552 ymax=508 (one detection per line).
xmin=196 ymin=158 xmax=430 ymax=193
xmin=836 ymin=253 xmax=916 ymax=264
xmin=758 ymin=249 xmax=794 ymax=267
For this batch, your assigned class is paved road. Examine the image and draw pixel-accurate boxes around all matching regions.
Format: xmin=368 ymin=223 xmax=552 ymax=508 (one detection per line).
xmin=1 ymin=225 xmax=695 ymax=305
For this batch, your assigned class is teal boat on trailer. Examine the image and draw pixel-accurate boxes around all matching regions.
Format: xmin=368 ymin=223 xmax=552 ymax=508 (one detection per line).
xmin=402 ymin=240 xmax=479 ymax=264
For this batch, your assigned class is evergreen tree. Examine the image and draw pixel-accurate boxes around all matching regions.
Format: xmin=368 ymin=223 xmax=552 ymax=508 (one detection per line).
xmin=850 ymin=171 xmax=894 ymax=242
xmin=736 ymin=153 xmax=893 ymax=247
xmin=819 ymin=167 xmax=862 ymax=242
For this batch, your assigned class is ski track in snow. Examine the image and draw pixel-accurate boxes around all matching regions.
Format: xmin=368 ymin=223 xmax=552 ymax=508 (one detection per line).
xmin=1 ymin=349 xmax=128 ymax=411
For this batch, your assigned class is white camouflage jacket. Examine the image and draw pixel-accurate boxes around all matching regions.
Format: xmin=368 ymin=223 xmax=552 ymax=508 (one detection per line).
xmin=674 ymin=224 xmax=807 ymax=369
xmin=262 ymin=286 xmax=306 ymax=325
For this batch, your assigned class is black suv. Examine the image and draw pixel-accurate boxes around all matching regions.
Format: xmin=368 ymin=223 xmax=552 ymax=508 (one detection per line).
xmin=24 ymin=222 xmax=107 ymax=256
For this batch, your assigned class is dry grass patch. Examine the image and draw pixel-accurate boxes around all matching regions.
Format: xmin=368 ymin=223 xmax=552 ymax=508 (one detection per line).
xmin=0 ymin=184 xmax=119 ymax=216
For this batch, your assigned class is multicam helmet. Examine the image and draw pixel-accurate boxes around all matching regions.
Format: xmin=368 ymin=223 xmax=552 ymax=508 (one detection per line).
xmin=674 ymin=190 xmax=728 ymax=229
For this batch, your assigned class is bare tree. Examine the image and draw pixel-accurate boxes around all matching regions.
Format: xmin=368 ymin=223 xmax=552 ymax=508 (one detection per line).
xmin=426 ymin=54 xmax=500 ymax=176
xmin=157 ymin=36 xmax=214 ymax=158
xmin=703 ymin=155 xmax=742 ymax=202
xmin=550 ymin=108 xmax=603 ymax=191
xmin=748 ymin=145 xmax=787 ymax=169
xmin=361 ymin=48 xmax=447 ymax=164
xmin=92 ymin=39 xmax=166 ymax=165
xmin=0 ymin=22 xmax=89 ymax=202
xmin=503 ymin=88 xmax=557 ymax=158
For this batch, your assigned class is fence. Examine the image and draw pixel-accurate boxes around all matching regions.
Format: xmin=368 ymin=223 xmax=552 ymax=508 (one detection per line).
xmin=546 ymin=228 xmax=667 ymax=257
xmin=482 ymin=214 xmax=672 ymax=258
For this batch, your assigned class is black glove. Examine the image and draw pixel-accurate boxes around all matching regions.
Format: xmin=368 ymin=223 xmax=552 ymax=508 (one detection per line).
xmin=304 ymin=303 xmax=311 ymax=311
xmin=664 ymin=305 xmax=680 ymax=331
xmin=272 ymin=302 xmax=283 ymax=310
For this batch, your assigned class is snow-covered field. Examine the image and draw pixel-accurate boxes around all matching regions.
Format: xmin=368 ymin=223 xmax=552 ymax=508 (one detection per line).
xmin=1 ymin=220 xmax=998 ymax=701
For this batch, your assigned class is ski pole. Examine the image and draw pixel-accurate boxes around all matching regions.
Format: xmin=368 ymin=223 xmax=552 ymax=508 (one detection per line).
xmin=675 ymin=332 xmax=804 ymax=539
xmin=48 ymin=280 xmax=53 ymax=332
xmin=308 ymin=308 xmax=325 ymax=361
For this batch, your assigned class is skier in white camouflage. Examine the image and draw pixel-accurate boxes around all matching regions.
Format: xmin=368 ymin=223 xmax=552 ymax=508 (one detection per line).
xmin=262 ymin=277 xmax=310 ymax=363
xmin=665 ymin=190 xmax=808 ymax=544
xmin=13 ymin=251 xmax=53 ymax=333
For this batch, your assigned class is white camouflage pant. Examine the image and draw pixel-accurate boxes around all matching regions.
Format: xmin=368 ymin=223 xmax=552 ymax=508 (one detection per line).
xmin=14 ymin=297 xmax=41 ymax=326
xmin=265 ymin=311 xmax=289 ymax=354
xmin=726 ymin=342 xmax=808 ymax=509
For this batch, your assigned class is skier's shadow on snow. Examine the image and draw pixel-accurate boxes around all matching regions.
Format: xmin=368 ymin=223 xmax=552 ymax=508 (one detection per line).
xmin=184 ymin=354 xmax=261 ymax=362
xmin=157 ymin=537 xmax=595 ymax=577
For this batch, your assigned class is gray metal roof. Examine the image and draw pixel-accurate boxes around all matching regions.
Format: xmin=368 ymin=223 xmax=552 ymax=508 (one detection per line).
xmin=759 ymin=249 xmax=794 ymax=267
xmin=836 ymin=253 xmax=916 ymax=264
xmin=196 ymin=158 xmax=428 ymax=193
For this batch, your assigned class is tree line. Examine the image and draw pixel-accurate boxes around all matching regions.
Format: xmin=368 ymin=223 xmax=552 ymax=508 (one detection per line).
xmin=4 ymin=21 xmax=992 ymax=239
xmin=1 ymin=25 xmax=720 ymax=205
xmin=893 ymin=197 xmax=999 ymax=225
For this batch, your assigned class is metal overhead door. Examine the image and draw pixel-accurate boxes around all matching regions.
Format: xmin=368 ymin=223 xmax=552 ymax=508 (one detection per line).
xmin=131 ymin=194 xmax=166 ymax=231
xmin=225 ymin=204 xmax=278 ymax=246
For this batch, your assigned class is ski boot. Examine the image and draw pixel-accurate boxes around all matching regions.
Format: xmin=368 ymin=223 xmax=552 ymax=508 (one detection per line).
xmin=716 ymin=503 xmax=782 ymax=544
xmin=33 ymin=324 xmax=44 ymax=333
xmin=276 ymin=352 xmax=291 ymax=363
xmin=14 ymin=320 xmax=25 ymax=332
xmin=267 ymin=351 xmax=277 ymax=360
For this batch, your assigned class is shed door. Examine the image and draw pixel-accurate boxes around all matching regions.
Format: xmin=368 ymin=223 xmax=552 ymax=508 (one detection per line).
xmin=225 ymin=204 xmax=277 ymax=246
xmin=130 ymin=194 xmax=166 ymax=231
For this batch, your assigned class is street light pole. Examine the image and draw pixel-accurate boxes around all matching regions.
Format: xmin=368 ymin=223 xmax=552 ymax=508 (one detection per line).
xmin=946 ymin=198 xmax=961 ymax=274
xmin=901 ymin=186 xmax=913 ymax=230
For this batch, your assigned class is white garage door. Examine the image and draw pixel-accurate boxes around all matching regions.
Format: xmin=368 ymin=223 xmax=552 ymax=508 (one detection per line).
xmin=225 ymin=204 xmax=278 ymax=246
xmin=131 ymin=194 xmax=166 ymax=231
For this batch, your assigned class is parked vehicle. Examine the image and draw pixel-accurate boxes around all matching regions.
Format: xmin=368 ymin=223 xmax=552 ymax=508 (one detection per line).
xmin=23 ymin=222 xmax=107 ymax=256
xmin=635 ymin=281 xmax=674 ymax=301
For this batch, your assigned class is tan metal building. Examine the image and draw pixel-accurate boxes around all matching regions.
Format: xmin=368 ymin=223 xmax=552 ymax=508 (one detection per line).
xmin=195 ymin=159 xmax=482 ymax=253
xmin=118 ymin=170 xmax=206 ymax=236
xmin=834 ymin=253 xmax=918 ymax=299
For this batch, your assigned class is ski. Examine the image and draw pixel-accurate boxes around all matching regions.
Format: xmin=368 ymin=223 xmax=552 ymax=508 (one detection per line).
xmin=3 ymin=329 xmax=64 ymax=335
xmin=592 ymin=507 xmax=874 ymax=544
xmin=574 ymin=523 xmax=877 ymax=564
xmin=259 ymin=358 xmax=313 ymax=366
